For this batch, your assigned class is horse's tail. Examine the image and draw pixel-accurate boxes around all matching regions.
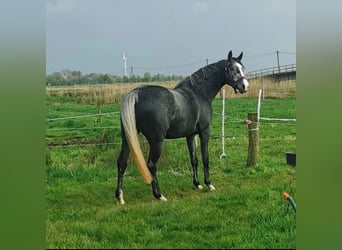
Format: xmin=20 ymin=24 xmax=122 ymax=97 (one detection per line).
xmin=120 ymin=91 xmax=152 ymax=184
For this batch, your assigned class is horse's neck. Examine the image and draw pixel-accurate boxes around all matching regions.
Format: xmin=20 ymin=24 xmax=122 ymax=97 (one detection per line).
xmin=195 ymin=72 xmax=225 ymax=103
xmin=174 ymin=61 xmax=226 ymax=102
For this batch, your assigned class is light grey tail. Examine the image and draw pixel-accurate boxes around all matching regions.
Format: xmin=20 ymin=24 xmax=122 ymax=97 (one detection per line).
xmin=121 ymin=91 xmax=152 ymax=184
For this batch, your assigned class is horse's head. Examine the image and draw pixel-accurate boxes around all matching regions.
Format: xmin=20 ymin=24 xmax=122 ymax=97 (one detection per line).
xmin=224 ymin=51 xmax=249 ymax=94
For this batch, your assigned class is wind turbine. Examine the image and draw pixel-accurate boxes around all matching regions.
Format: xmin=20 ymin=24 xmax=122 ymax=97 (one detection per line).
xmin=123 ymin=51 xmax=128 ymax=77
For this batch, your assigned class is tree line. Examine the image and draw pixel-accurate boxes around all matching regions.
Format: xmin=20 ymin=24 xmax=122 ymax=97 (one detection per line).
xmin=46 ymin=70 xmax=184 ymax=86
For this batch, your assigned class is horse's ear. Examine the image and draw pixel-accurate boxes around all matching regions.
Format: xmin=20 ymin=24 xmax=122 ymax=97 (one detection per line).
xmin=227 ymin=51 xmax=233 ymax=62
xmin=237 ymin=52 xmax=243 ymax=61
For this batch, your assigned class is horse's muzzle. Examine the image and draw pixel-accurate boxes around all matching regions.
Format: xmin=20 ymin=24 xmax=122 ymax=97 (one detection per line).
xmin=238 ymin=77 xmax=249 ymax=93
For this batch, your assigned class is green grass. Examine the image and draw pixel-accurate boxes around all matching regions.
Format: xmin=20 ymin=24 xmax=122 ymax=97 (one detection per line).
xmin=46 ymin=94 xmax=296 ymax=249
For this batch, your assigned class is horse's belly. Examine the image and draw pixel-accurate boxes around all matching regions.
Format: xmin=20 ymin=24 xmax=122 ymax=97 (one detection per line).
xmin=165 ymin=121 xmax=197 ymax=139
xmin=165 ymin=130 xmax=194 ymax=139
xmin=165 ymin=131 xmax=185 ymax=139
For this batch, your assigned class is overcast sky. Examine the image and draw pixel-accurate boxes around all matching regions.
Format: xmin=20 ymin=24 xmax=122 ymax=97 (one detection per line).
xmin=46 ymin=0 xmax=296 ymax=76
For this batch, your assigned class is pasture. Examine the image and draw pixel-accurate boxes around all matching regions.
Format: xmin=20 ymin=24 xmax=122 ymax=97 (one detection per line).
xmin=46 ymin=79 xmax=296 ymax=249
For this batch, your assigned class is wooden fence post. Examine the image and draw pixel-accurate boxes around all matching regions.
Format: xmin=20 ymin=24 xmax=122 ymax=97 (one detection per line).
xmin=247 ymin=112 xmax=259 ymax=166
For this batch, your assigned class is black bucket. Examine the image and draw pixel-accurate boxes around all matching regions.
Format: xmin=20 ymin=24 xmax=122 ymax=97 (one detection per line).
xmin=286 ymin=152 xmax=296 ymax=166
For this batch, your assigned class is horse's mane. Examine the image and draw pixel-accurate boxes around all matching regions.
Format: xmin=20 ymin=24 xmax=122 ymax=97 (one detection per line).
xmin=175 ymin=60 xmax=225 ymax=88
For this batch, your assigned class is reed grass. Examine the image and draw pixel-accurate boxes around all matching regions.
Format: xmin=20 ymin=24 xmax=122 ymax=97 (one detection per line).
xmin=46 ymin=78 xmax=296 ymax=105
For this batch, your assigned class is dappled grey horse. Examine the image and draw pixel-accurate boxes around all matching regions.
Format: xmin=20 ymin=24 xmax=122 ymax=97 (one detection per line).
xmin=115 ymin=51 xmax=249 ymax=204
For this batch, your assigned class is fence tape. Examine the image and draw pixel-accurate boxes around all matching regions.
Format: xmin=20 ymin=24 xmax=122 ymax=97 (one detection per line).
xmin=46 ymin=111 xmax=120 ymax=121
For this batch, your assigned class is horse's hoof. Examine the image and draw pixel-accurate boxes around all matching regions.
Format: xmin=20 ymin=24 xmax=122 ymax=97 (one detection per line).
xmin=116 ymin=190 xmax=125 ymax=204
xmin=159 ymin=195 xmax=167 ymax=201
xmin=208 ymin=184 xmax=216 ymax=191
xmin=197 ymin=184 xmax=204 ymax=190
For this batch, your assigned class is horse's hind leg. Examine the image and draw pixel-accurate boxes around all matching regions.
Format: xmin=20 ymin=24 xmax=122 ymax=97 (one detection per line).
xmin=147 ymin=140 xmax=167 ymax=201
xmin=115 ymin=132 xmax=130 ymax=204
xmin=186 ymin=135 xmax=203 ymax=189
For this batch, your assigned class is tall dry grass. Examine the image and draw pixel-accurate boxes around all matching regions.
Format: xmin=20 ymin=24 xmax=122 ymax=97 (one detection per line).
xmin=220 ymin=77 xmax=296 ymax=99
xmin=46 ymin=78 xmax=296 ymax=105
xmin=46 ymin=81 xmax=178 ymax=105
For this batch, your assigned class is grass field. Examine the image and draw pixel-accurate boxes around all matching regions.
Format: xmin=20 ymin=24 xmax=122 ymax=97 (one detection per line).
xmin=46 ymin=80 xmax=296 ymax=249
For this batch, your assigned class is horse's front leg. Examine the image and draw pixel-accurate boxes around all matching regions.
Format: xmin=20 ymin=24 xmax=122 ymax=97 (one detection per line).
xmin=186 ymin=135 xmax=203 ymax=189
xmin=199 ymin=128 xmax=216 ymax=191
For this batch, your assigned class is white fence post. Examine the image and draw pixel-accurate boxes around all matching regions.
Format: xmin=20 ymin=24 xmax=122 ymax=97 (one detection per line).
xmin=220 ymin=88 xmax=227 ymax=158
xmin=257 ymin=89 xmax=262 ymax=122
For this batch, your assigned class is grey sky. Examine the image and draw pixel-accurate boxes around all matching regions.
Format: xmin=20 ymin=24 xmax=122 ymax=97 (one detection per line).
xmin=46 ymin=0 xmax=296 ymax=76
